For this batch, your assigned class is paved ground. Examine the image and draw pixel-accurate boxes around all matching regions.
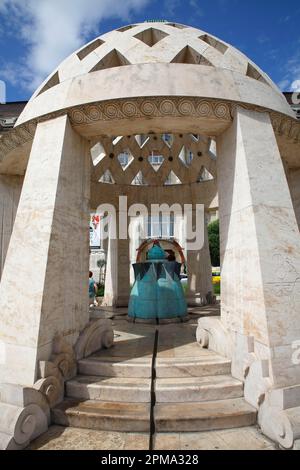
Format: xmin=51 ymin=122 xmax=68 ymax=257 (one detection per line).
xmin=29 ymin=425 xmax=276 ymax=450
xmin=154 ymin=428 xmax=277 ymax=451
xmin=91 ymin=304 xmax=221 ymax=322
xmin=28 ymin=426 xmax=149 ymax=450
xmin=28 ymin=306 xmax=277 ymax=451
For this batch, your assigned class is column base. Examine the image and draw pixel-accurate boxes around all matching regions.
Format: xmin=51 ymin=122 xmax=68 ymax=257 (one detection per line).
xmin=258 ymin=386 xmax=300 ymax=449
xmin=186 ymin=291 xmax=215 ymax=307
xmin=116 ymin=295 xmax=129 ymax=308
xmin=101 ymin=295 xmax=117 ymax=308
xmin=0 ymin=384 xmax=49 ymax=450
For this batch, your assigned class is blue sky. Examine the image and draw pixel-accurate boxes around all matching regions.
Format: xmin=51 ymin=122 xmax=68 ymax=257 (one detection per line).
xmin=0 ymin=0 xmax=299 ymax=102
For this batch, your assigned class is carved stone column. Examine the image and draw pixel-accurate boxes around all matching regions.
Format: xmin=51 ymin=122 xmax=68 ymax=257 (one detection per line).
xmin=186 ymin=219 xmax=213 ymax=306
xmin=116 ymin=237 xmax=130 ymax=307
xmin=0 ymin=175 xmax=23 ymax=279
xmin=287 ymin=167 xmax=300 ymax=230
xmin=0 ymin=115 xmax=90 ymax=386
xmin=207 ymin=106 xmax=300 ymax=447
xmin=102 ymin=209 xmax=130 ymax=307
xmin=102 ymin=234 xmax=118 ymax=307
xmin=216 ymin=106 xmax=300 ymax=386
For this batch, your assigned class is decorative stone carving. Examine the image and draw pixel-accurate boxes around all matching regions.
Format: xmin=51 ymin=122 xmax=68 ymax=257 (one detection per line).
xmin=197 ymin=328 xmax=209 ymax=348
xmin=270 ymin=112 xmax=300 ymax=143
xmin=92 ymin=132 xmax=214 ymax=186
xmin=0 ymin=384 xmax=49 ymax=450
xmin=74 ymin=318 xmax=114 ymax=360
xmin=229 ymin=333 xmax=272 ymax=409
xmin=69 ymin=97 xmax=232 ymax=125
xmin=243 ymin=360 xmax=272 ymax=408
xmin=196 ymin=316 xmax=232 ymax=358
xmin=33 ymin=376 xmax=64 ymax=409
xmin=258 ymin=388 xmax=300 ymax=449
xmin=33 ymin=334 xmax=77 ymax=408
xmin=1 ymin=97 xmax=299 ymax=167
xmin=0 ymin=120 xmax=37 ymax=161
xmin=196 ymin=319 xmax=300 ymax=449
xmin=0 ymin=319 xmax=113 ymax=449
xmin=0 ymin=403 xmax=49 ymax=450
xmin=51 ymin=334 xmax=77 ymax=380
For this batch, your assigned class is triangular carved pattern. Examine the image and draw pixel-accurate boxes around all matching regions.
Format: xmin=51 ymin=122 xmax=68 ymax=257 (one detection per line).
xmin=91 ymin=133 xmax=217 ymax=186
xmin=134 ymin=28 xmax=169 ymax=47
xmin=44 ymin=23 xmax=273 ymax=89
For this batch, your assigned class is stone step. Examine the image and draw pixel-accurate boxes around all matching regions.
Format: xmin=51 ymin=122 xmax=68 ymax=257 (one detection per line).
xmin=156 ymin=375 xmax=243 ymax=403
xmin=78 ymin=356 xmax=152 ymax=378
xmin=52 ymin=399 xmax=150 ymax=432
xmin=156 ymin=357 xmax=231 ymax=378
xmin=155 ymin=398 xmax=257 ymax=432
xmin=66 ymin=376 xmax=151 ymax=403
xmin=78 ymin=354 xmax=231 ymax=379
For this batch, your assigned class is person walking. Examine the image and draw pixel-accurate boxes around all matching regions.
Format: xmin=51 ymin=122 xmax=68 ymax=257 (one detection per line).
xmin=89 ymin=271 xmax=98 ymax=307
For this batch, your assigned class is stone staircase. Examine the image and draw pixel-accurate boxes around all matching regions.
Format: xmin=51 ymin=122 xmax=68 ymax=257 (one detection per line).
xmin=52 ymin=346 xmax=256 ymax=435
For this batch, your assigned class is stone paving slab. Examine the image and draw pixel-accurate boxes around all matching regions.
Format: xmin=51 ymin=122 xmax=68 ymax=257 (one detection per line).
xmin=101 ymin=317 xmax=215 ymax=361
xmin=154 ymin=427 xmax=277 ymax=451
xmin=28 ymin=425 xmax=149 ymax=450
xmin=28 ymin=425 xmax=277 ymax=450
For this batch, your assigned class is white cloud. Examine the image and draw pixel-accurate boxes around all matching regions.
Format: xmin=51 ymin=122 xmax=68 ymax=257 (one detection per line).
xmin=291 ymin=80 xmax=300 ymax=92
xmin=278 ymin=79 xmax=290 ymax=91
xmin=0 ymin=0 xmax=150 ymax=92
xmin=189 ymin=0 xmax=204 ymax=16
xmin=163 ymin=0 xmax=181 ymax=17
xmin=277 ymin=48 xmax=300 ymax=91
xmin=257 ymin=34 xmax=270 ymax=45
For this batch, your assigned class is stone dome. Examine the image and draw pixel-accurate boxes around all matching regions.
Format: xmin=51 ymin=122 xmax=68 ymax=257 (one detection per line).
xmin=34 ymin=21 xmax=277 ymax=94
xmin=17 ymin=21 xmax=293 ymax=126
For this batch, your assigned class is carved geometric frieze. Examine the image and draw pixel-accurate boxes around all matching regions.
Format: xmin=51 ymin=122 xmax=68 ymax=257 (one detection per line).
xmin=0 ymin=96 xmax=299 ymax=170
xmin=68 ymin=97 xmax=232 ymax=125
xmin=91 ymin=132 xmax=216 ymax=186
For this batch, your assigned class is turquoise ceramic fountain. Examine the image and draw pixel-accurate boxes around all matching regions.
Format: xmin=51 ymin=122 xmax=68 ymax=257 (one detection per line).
xmin=128 ymin=241 xmax=187 ymax=322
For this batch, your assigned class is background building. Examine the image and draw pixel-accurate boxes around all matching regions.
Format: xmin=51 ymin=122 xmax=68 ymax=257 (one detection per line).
xmin=284 ymin=92 xmax=300 ymax=120
xmin=0 ymin=101 xmax=27 ymax=134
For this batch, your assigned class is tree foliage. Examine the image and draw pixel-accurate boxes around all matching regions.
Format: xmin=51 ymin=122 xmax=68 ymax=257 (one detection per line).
xmin=208 ymin=219 xmax=220 ymax=267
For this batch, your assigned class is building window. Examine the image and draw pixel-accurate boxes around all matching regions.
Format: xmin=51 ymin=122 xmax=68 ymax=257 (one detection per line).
xmin=146 ymin=213 xmax=175 ymax=238
xmin=162 ymin=133 xmax=174 ymax=146
xmin=118 ymin=151 xmax=129 ymax=166
xmin=149 ymin=150 xmax=164 ymax=165
xmin=179 ymin=146 xmax=193 ymax=166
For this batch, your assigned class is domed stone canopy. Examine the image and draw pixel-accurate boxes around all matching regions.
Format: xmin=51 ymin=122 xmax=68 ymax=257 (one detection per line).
xmin=16 ymin=20 xmax=294 ymax=125
xmin=33 ymin=21 xmax=279 ymax=94
xmin=1 ymin=20 xmax=299 ymax=177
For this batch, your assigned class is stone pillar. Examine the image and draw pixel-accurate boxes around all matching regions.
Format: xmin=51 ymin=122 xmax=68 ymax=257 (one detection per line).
xmin=0 ymin=115 xmax=90 ymax=386
xmin=129 ymin=215 xmax=141 ymax=285
xmin=102 ymin=210 xmax=130 ymax=307
xmin=102 ymin=235 xmax=118 ymax=307
xmin=0 ymin=175 xmax=23 ymax=279
xmin=216 ymin=106 xmax=300 ymax=390
xmin=287 ymin=168 xmax=300 ymax=230
xmin=186 ymin=220 xmax=213 ymax=306
xmin=116 ymin=237 xmax=130 ymax=307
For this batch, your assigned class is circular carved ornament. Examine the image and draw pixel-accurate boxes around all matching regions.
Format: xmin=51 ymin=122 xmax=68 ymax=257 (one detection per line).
xmin=104 ymin=103 xmax=119 ymax=118
xmin=122 ymin=101 xmax=138 ymax=117
xmin=1 ymin=97 xmax=299 ymax=166
xmin=160 ymin=99 xmax=176 ymax=115
xmin=141 ymin=100 xmax=156 ymax=116
xmin=178 ymin=99 xmax=195 ymax=115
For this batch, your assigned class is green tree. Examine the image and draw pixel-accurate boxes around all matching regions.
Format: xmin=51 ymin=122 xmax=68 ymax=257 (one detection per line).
xmin=208 ymin=219 xmax=220 ymax=267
